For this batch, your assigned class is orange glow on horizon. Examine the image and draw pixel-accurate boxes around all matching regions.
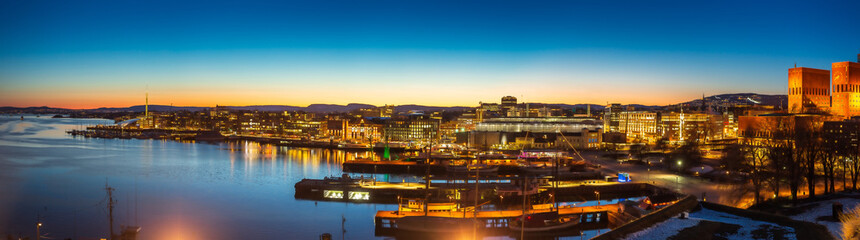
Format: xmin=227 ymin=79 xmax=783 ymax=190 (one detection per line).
xmin=0 ymin=85 xmax=709 ymax=109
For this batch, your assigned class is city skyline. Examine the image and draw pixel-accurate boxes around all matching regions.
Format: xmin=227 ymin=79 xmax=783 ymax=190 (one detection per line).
xmin=2 ymin=0 xmax=859 ymax=109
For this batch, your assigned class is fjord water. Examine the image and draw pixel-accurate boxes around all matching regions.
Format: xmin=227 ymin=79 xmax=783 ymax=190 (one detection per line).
xmin=0 ymin=115 xmax=398 ymax=240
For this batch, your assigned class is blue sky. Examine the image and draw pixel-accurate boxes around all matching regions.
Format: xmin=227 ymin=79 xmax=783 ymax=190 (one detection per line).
xmin=1 ymin=0 xmax=858 ymax=108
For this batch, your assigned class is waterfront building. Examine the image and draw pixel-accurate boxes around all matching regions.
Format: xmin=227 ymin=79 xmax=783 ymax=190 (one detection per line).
xmin=831 ymin=57 xmax=860 ymax=118
xmin=788 ymin=66 xmax=831 ymax=114
xmin=468 ymin=117 xmax=603 ymax=150
xmin=382 ymin=115 xmax=440 ymax=142
xmin=325 ymin=119 xmax=349 ymax=139
xmin=345 ymin=119 xmax=382 ymax=142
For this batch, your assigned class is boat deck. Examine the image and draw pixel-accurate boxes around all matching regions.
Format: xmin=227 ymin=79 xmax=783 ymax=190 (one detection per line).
xmin=375 ymin=203 xmax=616 ymax=219
xmin=374 ymin=204 xmax=614 ymax=235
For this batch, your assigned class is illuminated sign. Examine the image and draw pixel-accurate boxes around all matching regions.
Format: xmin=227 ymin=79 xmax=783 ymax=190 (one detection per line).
xmin=324 ymin=190 xmax=344 ymax=199
xmin=348 ymin=191 xmax=370 ymax=200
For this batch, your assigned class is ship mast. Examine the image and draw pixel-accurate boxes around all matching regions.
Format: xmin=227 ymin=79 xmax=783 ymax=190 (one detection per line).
xmin=106 ymin=182 xmax=116 ymax=239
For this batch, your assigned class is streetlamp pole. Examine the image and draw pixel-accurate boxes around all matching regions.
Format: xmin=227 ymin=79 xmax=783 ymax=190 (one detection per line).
xmin=595 ymin=191 xmax=600 ymax=205
xmin=36 ymin=222 xmax=41 ymax=240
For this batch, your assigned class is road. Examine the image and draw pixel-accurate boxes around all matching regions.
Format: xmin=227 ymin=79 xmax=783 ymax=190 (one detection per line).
xmin=578 ymin=151 xmax=753 ymax=208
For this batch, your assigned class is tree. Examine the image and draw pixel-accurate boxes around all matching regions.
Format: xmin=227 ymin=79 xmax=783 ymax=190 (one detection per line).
xmin=761 ymin=116 xmax=805 ymax=203
xmin=738 ymin=132 xmax=768 ymax=205
xmin=766 ymin=142 xmax=789 ymax=198
xmin=720 ymin=144 xmax=745 ymax=172
xmin=669 ymin=142 xmax=702 ymax=172
xmin=850 ymin=146 xmax=860 ymax=190
xmin=794 ymin=127 xmax=823 ymax=199
xmin=821 ymin=147 xmax=838 ymax=194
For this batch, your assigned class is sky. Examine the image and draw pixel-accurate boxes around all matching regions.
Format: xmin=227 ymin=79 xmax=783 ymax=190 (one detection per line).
xmin=1 ymin=0 xmax=858 ymax=109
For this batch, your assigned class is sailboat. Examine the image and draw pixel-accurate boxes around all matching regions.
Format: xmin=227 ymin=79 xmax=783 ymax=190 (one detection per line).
xmin=509 ymin=150 xmax=580 ymax=233
xmin=509 ymin=211 xmax=580 ymax=232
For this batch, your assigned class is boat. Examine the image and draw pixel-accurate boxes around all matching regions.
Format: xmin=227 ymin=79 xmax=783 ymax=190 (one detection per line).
xmin=373 ymin=142 xmax=409 ymax=152
xmin=445 ymin=164 xmax=499 ymax=174
xmin=195 ymin=131 xmax=225 ymax=142
xmin=509 ymin=212 xmax=580 ymax=232
xmin=477 ymin=151 xmax=514 ymax=159
xmin=338 ymin=142 xmax=371 ymax=150
xmin=519 ymin=164 xmax=570 ymax=175
xmin=395 ymin=216 xmax=475 ymax=233
xmin=510 ymin=149 xmax=580 ymax=233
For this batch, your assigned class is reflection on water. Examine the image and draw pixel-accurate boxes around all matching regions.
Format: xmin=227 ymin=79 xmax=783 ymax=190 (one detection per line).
xmin=0 ymin=116 xmax=590 ymax=240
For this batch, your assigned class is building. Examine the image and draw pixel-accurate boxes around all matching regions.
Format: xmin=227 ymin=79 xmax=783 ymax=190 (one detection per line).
xmin=603 ymin=104 xmax=625 ymax=133
xmin=555 ymin=128 xmax=603 ymax=150
xmin=325 ymin=119 xmax=349 ymax=139
xmin=618 ymin=111 xmax=659 ymax=143
xmin=501 ymin=96 xmax=517 ymax=113
xmin=345 ymin=119 xmax=382 ymax=142
xmin=658 ymin=112 xmax=717 ymax=144
xmin=382 ymin=115 xmax=440 ymax=142
xmin=823 ymin=118 xmax=860 ymax=156
xmin=831 ymin=58 xmax=860 ymax=118
xmin=469 ymin=117 xmax=603 ymax=150
xmin=737 ymin=113 xmax=830 ymax=145
xmin=788 ymin=67 xmax=831 ymax=114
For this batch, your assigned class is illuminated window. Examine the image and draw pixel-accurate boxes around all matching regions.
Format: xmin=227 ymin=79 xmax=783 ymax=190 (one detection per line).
xmin=324 ymin=190 xmax=344 ymax=199
xmin=348 ymin=191 xmax=370 ymax=200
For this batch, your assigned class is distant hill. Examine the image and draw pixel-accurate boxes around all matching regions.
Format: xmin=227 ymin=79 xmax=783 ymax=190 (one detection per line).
xmin=677 ymin=93 xmax=787 ymax=108
xmin=0 ymin=106 xmax=74 ymax=114
xmin=393 ymin=105 xmax=473 ymax=113
xmin=305 ymin=103 xmax=376 ymax=113
xmin=542 ymin=103 xmax=662 ymax=111
xmin=91 ymin=105 xmax=208 ymax=112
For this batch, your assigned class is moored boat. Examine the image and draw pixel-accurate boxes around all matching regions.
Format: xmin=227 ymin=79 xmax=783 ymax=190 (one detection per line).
xmin=395 ymin=216 xmax=475 ymax=233
xmin=509 ymin=212 xmax=580 ymax=232
xmin=445 ymin=164 xmax=499 ymax=174
xmin=519 ymin=165 xmax=570 ymax=175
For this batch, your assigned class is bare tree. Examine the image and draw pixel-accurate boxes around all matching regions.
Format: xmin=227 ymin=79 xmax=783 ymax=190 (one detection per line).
xmin=740 ymin=126 xmax=769 ymax=204
xmin=764 ymin=116 xmax=806 ymax=203
xmin=795 ymin=127 xmax=823 ymax=199
xmin=850 ymin=146 xmax=860 ymax=190
xmin=821 ymin=145 xmax=838 ymax=194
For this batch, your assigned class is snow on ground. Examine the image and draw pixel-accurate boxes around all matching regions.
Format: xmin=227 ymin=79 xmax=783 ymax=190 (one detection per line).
xmin=623 ymin=208 xmax=796 ymax=240
xmin=621 ymin=217 xmax=701 ymax=240
xmin=790 ymin=198 xmax=860 ymax=239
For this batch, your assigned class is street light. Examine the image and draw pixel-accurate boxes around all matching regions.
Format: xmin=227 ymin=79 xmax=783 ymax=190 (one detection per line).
xmin=36 ymin=222 xmax=42 ymax=240
xmin=594 ymin=191 xmax=600 ymax=205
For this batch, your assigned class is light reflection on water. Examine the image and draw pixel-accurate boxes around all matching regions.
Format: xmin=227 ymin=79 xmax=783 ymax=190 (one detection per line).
xmin=0 ymin=116 xmax=597 ymax=240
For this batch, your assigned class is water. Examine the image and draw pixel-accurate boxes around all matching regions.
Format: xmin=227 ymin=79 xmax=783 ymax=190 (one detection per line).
xmin=0 ymin=116 xmax=606 ymax=240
